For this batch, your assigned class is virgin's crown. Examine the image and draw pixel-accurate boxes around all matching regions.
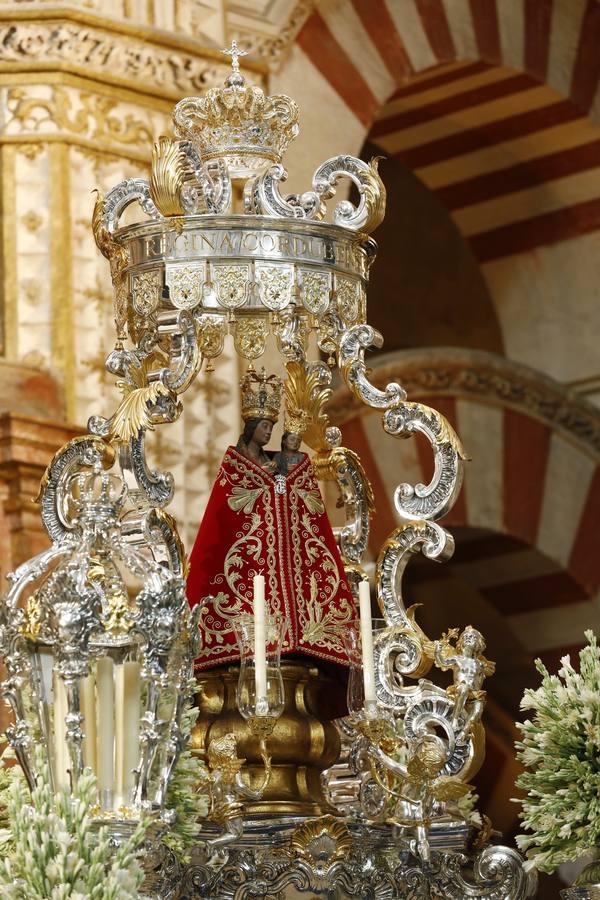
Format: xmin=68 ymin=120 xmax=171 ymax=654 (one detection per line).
xmin=172 ymin=41 xmax=299 ymax=180
xmin=240 ymin=369 xmax=282 ymax=422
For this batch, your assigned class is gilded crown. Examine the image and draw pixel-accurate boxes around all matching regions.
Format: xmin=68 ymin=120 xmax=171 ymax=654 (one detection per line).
xmin=240 ymin=368 xmax=282 ymax=422
xmin=284 ymin=407 xmax=311 ymax=437
xmin=172 ymin=41 xmax=299 ymax=180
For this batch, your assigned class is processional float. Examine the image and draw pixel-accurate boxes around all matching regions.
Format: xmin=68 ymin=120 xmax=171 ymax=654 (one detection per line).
xmin=0 ymin=43 xmax=536 ymax=898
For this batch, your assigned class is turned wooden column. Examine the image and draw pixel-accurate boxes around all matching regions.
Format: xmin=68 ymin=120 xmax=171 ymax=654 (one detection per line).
xmin=193 ymin=660 xmax=343 ymax=818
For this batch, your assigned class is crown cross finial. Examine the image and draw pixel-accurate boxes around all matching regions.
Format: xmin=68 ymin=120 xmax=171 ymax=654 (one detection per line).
xmin=222 ymin=40 xmax=248 ymax=75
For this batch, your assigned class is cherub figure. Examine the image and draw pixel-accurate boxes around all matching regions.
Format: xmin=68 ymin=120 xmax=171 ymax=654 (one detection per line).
xmin=435 ymin=625 xmax=495 ymax=742
xmin=368 ymin=735 xmax=472 ymax=862
xmin=203 ymin=732 xmax=271 ymax=849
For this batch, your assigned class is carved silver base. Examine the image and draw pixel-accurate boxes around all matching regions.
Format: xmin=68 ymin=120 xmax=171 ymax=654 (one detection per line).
xmin=139 ymin=839 xmax=182 ymax=900
xmin=171 ymin=822 xmax=536 ymax=899
xmin=561 ymin=889 xmax=600 ymax=899
xmin=102 ymin=823 xmax=181 ymax=900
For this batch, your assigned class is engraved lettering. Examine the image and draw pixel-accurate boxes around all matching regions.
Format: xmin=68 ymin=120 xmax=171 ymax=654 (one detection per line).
xmin=259 ymin=233 xmax=275 ymax=252
xmin=243 ymin=232 xmax=259 ymax=251
xmin=176 ymin=233 xmax=190 ymax=254
xmin=308 ymin=238 xmax=321 ymax=260
xmin=160 ymin=232 xmax=177 ymax=257
xmin=145 ymin=236 xmax=160 ymax=259
xmin=194 ymin=232 xmax=215 ymax=252
xmin=294 ymin=237 xmax=308 ymax=258
xmin=220 ymin=233 xmax=235 ymax=253
xmin=277 ymin=234 xmax=291 ymax=256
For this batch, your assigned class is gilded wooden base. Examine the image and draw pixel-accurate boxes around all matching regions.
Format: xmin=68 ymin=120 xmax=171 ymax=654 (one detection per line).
xmin=193 ymin=659 xmax=342 ymax=817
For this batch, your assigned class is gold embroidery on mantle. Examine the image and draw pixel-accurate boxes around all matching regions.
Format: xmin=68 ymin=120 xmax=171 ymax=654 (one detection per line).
xmin=194 ymin=449 xmax=353 ymax=661
xmin=289 ymin=465 xmax=352 ymax=653
xmin=198 ymin=453 xmax=278 ymax=652
xmin=227 ymin=485 xmax=265 ymax=514
xmin=297 ymin=488 xmax=324 ymax=515
xmin=302 ymin=573 xmax=352 ymax=646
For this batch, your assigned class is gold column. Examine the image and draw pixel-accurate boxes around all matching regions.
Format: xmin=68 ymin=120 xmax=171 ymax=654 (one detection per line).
xmin=48 ymin=142 xmax=76 ymax=422
xmin=1 ymin=144 xmax=17 ymax=358
xmin=194 ymin=661 xmax=343 ymax=817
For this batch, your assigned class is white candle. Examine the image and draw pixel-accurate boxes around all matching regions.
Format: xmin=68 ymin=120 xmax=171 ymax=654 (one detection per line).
xmin=115 ymin=661 xmax=141 ymax=809
xmin=80 ymin=673 xmax=97 ymax=773
xmin=253 ymin=574 xmax=268 ymax=710
xmin=358 ymin=580 xmax=377 ymax=713
xmin=114 ymin=663 xmax=125 ymax=808
xmin=52 ymin=672 xmax=69 ymax=790
xmin=96 ymin=656 xmax=115 ymax=808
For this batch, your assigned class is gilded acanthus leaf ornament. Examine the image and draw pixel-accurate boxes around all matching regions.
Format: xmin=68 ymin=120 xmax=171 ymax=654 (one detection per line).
xmin=150 ymin=136 xmax=190 ymax=217
xmin=360 ymin=156 xmax=387 ymax=234
xmin=284 ymin=360 xmax=332 ymax=451
xmin=108 ymin=380 xmax=173 ymax=444
xmin=92 ymin=190 xmax=130 ymax=340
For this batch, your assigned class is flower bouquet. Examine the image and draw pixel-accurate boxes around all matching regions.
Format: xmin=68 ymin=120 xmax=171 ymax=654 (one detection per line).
xmin=515 ymin=630 xmax=600 ymax=896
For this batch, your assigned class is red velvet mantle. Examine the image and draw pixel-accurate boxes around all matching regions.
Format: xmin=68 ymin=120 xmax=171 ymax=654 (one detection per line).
xmin=187 ymin=447 xmax=356 ymax=669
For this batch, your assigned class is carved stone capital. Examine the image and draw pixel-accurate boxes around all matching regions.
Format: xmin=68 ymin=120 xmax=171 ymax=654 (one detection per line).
xmin=0 ymin=12 xmax=263 ymax=101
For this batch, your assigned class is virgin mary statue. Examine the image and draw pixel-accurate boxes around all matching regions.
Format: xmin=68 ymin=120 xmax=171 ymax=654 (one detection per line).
xmin=186 ymin=368 xmax=357 ymax=670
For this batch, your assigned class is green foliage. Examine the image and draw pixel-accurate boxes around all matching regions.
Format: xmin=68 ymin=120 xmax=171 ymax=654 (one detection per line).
xmin=0 ymin=755 xmax=147 ymax=899
xmin=515 ymin=630 xmax=600 ymax=874
xmin=162 ymin=692 xmax=210 ymax=864
xmin=0 ymin=680 xmax=209 ymax=893
xmin=0 ymin=744 xmax=22 ymax=855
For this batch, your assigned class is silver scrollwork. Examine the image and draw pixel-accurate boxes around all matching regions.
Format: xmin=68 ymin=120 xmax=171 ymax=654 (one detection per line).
xmin=101 ymin=177 xmax=159 ymax=233
xmin=384 ymin=401 xmax=466 ymax=521
xmin=339 ymin=325 xmax=406 ymax=409
xmin=377 ymin=521 xmax=454 ymax=626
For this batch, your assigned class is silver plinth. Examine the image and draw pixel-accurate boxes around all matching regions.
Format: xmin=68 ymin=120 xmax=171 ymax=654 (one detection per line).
xmin=170 ymin=822 xmax=536 ymax=899
xmin=562 ymin=888 xmax=600 ymax=899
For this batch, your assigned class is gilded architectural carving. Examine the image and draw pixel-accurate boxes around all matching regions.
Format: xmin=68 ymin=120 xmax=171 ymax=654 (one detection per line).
xmin=20 ymin=278 xmax=43 ymax=306
xmin=5 ymin=86 xmax=157 ymax=151
xmin=231 ymin=0 xmax=315 ymax=70
xmin=21 ymin=210 xmax=43 ymax=232
xmin=0 ymin=19 xmax=246 ymax=99
xmin=16 ymin=143 xmax=44 ymax=160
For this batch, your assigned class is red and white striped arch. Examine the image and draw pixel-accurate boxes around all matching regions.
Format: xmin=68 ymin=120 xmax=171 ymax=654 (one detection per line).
xmin=272 ymin=1 xmax=600 ymax=387
xmin=330 ymin=348 xmax=600 ymax=662
xmin=294 ymin=0 xmax=600 ymax=125
xmin=288 ymin=0 xmax=600 ymax=261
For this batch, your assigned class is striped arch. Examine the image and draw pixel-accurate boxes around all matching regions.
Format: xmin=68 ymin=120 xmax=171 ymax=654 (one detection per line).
xmin=274 ymin=1 xmax=600 ymax=387
xmin=285 ymin=2 xmax=600 ymax=260
xmin=330 ymin=347 xmax=600 ymax=660
xmin=296 ymin=0 xmax=600 ymax=124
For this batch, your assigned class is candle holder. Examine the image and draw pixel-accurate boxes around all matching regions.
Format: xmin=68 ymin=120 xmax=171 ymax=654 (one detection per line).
xmin=233 ymin=615 xmax=284 ymax=784
xmin=233 ymin=616 xmax=286 ymax=724
xmin=0 ymin=460 xmax=201 ymax=838
xmin=342 ymin=618 xmax=389 ymax=722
